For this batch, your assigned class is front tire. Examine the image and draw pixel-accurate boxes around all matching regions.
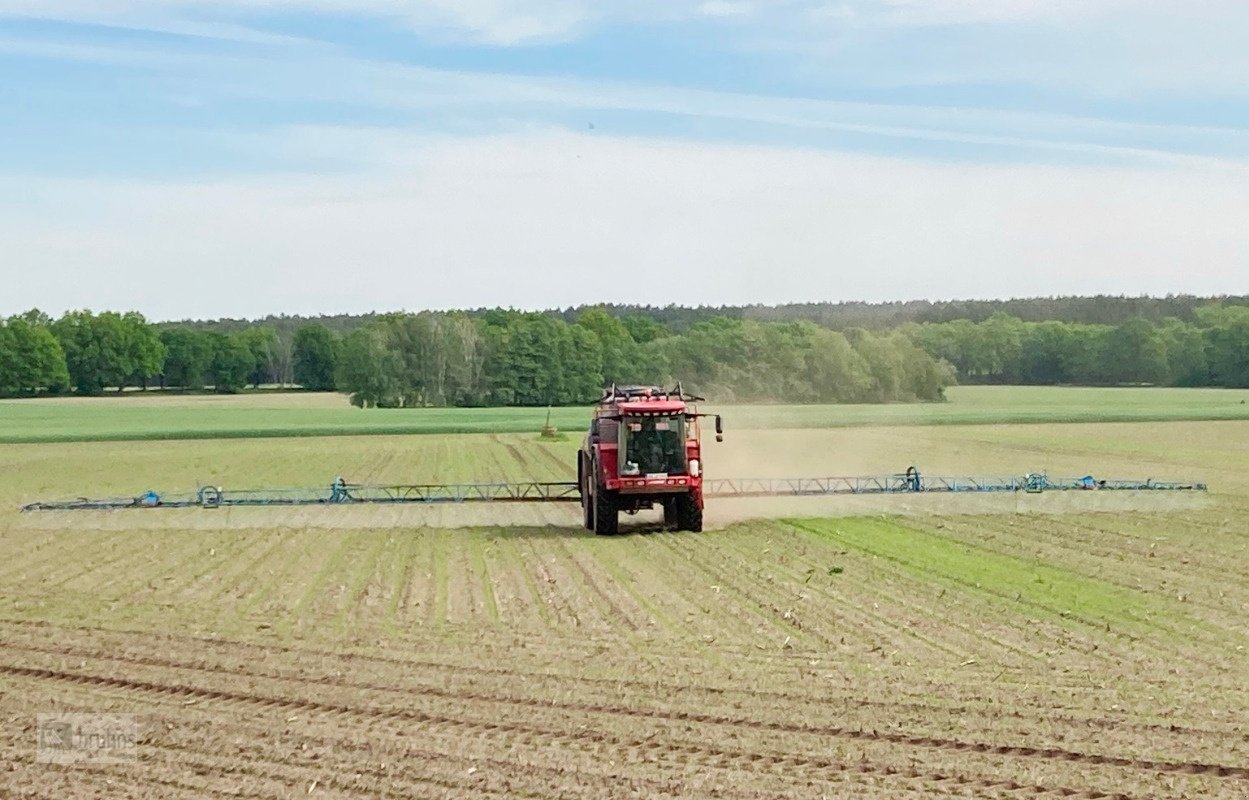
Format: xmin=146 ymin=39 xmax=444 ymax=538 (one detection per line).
xmin=593 ymin=487 xmax=619 ymax=536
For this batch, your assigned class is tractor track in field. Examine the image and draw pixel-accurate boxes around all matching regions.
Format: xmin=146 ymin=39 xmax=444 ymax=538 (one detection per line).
xmin=2 ymin=771 xmax=238 ymax=800
xmin=0 ymin=660 xmax=1152 ymax=800
xmin=532 ymin=439 xmax=573 ymax=474
xmin=148 ymin=721 xmax=735 ymax=800
xmin=495 ymin=436 xmax=534 ymax=474
xmin=147 ymin=741 xmax=530 ymax=800
xmin=154 ymin=733 xmax=1124 ymax=800
xmin=3 ymin=648 xmax=1247 ymax=785
xmin=153 ymin=728 xmax=613 ymax=800
xmin=1 ymin=618 xmax=1241 ymax=746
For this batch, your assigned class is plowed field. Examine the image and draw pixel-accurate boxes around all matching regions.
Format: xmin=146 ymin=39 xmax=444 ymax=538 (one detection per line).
xmin=2 ymin=421 xmax=1247 ymax=798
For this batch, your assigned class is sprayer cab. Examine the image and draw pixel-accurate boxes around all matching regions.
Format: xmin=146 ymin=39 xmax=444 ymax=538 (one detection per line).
xmin=577 ymin=385 xmax=722 ymax=535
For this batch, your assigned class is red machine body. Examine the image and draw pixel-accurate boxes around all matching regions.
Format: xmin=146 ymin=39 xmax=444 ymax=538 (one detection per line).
xmin=577 ymin=385 xmax=721 ymax=535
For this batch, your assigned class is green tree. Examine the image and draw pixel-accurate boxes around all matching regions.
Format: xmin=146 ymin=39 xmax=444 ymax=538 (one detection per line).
xmin=1157 ymin=318 xmax=1208 ymax=386
xmin=802 ymin=327 xmax=874 ymax=403
xmin=896 ymin=333 xmax=956 ymax=400
xmin=0 ymin=318 xmax=70 ymax=395
xmin=621 ymin=314 xmax=670 ymax=345
xmin=1061 ymin=325 xmax=1111 ymax=384
xmin=661 ymin=316 xmax=752 ymax=398
xmin=52 ymin=310 xmax=133 ymax=394
xmin=293 ymin=324 xmax=340 ymax=391
xmin=577 ymin=308 xmax=641 ymax=386
xmin=1016 ymin=321 xmax=1074 ymax=384
xmin=440 ymin=313 xmax=488 ymax=405
xmin=977 ymin=313 xmax=1026 ymax=382
xmin=160 ymin=327 xmax=214 ymax=389
xmin=17 ymin=308 xmax=53 ymax=327
xmin=236 ymin=326 xmax=280 ymax=388
xmin=510 ymin=315 xmax=574 ymax=405
xmin=1101 ymin=318 xmax=1169 ymax=384
xmin=121 ymin=311 xmax=166 ymax=389
xmin=1197 ymin=305 xmax=1249 ymax=388
xmin=51 ymin=310 xmax=164 ymax=393
xmin=337 ymin=324 xmax=406 ymax=407
xmin=207 ymin=333 xmax=254 ymax=393
xmin=910 ymin=319 xmax=973 ymax=377
xmin=562 ymin=324 xmax=605 ymax=403
xmin=479 ymin=313 xmax=604 ymax=405
xmin=846 ymin=328 xmax=905 ymax=402
xmin=356 ymin=312 xmax=489 ymax=406
xmin=0 ymin=324 xmax=15 ymax=394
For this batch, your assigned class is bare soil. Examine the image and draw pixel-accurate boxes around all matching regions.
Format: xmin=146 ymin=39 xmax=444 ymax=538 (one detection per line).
xmin=2 ymin=513 xmax=1248 ymax=798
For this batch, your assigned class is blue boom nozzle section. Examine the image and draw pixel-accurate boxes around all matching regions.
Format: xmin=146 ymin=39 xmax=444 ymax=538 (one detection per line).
xmin=19 ymin=468 xmax=1207 ymax=512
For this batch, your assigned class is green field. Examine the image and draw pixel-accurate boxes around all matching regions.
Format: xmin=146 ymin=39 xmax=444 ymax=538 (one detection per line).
xmin=3 ymin=384 xmax=1249 ymax=443
xmin=1 ymin=394 xmax=1246 ymax=798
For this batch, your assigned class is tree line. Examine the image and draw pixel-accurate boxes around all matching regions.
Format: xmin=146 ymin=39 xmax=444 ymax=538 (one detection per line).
xmin=0 ymin=307 xmax=953 ymax=404
xmin=909 ymin=308 xmax=1249 ymax=387
xmin=167 ymin=294 xmax=1249 ymax=337
xmin=0 ymin=310 xmax=339 ymax=396
xmin=334 ymin=309 xmax=952 ymax=407
xmin=2 ymin=299 xmax=1247 ymax=402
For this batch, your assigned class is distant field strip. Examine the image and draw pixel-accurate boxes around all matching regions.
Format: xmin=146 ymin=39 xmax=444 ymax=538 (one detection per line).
xmin=3 ymin=385 xmax=1249 ymax=442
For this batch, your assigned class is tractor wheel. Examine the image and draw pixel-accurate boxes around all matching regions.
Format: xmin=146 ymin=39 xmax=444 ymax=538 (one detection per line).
xmin=675 ymin=493 xmax=702 ymax=533
xmin=662 ymin=498 xmax=678 ymax=529
xmin=593 ymin=487 xmax=619 ymax=536
xmin=578 ymin=457 xmax=594 ymax=530
xmin=582 ymin=491 xmax=594 ymax=530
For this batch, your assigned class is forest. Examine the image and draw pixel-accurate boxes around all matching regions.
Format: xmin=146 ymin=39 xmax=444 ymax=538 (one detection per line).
xmin=1 ymin=296 xmax=1247 ymax=405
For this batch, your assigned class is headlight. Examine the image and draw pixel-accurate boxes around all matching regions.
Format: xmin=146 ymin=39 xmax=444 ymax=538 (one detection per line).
xmin=689 ymin=459 xmax=701 ymax=477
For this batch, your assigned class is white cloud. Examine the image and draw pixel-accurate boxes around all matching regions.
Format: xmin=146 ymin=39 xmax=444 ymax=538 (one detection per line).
xmin=792 ymin=0 xmax=1249 ymax=95
xmin=7 ymin=23 xmax=1243 ymax=168
xmin=878 ymin=0 xmax=1152 ymax=25
xmin=0 ymin=0 xmax=703 ymax=44
xmin=5 ymin=0 xmax=1249 ymax=96
xmin=8 ymin=0 xmax=1174 ymax=48
xmin=699 ymin=1 xmax=753 ymax=17
xmin=356 ymin=0 xmax=598 ymax=45
xmin=0 ymin=0 xmax=600 ymax=44
xmin=4 ymin=131 xmax=1246 ymax=320
xmin=872 ymin=0 xmax=1248 ymax=26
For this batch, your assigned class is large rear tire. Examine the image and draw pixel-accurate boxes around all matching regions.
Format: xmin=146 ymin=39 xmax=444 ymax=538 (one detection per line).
xmin=593 ymin=487 xmax=619 ymax=536
xmin=662 ymin=498 xmax=678 ymax=529
xmin=675 ymin=493 xmax=702 ymax=533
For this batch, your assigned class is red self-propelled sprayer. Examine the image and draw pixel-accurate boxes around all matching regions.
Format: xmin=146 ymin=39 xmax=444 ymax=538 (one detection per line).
xmin=578 ymin=384 xmax=722 ymax=535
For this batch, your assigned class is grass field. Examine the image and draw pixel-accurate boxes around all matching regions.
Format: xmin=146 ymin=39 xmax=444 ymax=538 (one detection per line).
xmin=3 ymin=384 xmax=1249 ymax=443
xmin=1 ymin=401 xmax=1247 ymax=797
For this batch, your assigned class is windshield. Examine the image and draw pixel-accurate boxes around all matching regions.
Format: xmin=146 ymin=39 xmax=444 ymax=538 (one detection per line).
xmin=621 ymin=415 xmax=686 ymax=476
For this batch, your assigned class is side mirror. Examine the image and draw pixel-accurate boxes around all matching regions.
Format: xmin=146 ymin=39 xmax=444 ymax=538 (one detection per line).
xmin=714 ymin=415 xmax=723 ymax=440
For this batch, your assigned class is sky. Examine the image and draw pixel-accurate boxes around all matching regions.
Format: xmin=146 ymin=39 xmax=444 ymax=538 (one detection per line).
xmin=2 ymin=1 xmax=1248 ymax=321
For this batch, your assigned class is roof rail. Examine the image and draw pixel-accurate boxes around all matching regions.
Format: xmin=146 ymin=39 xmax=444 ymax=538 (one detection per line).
xmin=598 ymin=383 xmax=705 ymax=403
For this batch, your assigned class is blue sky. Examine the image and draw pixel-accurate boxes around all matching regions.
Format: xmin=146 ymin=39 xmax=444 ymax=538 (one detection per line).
xmin=2 ymin=1 xmax=1248 ymax=320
